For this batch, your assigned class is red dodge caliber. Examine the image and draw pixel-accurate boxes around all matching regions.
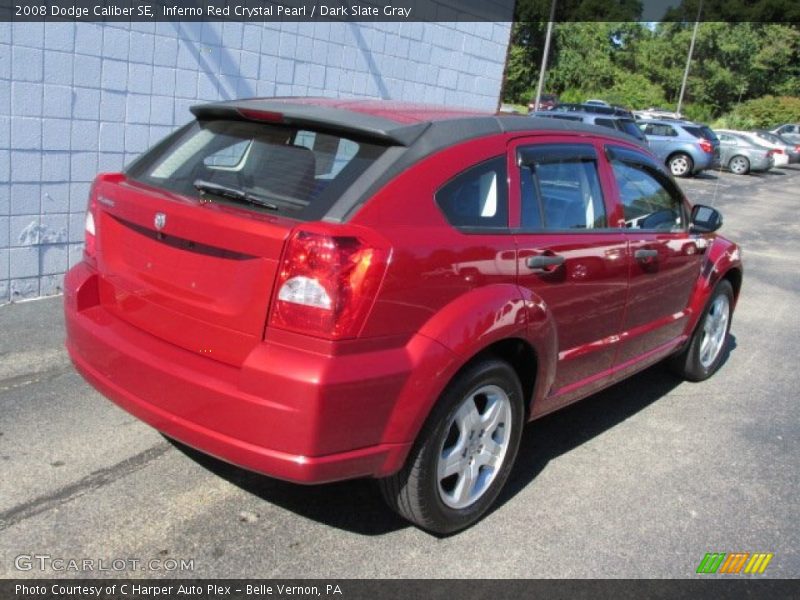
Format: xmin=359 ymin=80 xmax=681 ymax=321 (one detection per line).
xmin=64 ymin=98 xmax=742 ymax=533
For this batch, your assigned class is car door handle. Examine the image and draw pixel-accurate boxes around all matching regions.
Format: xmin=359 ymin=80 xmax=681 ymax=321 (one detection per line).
xmin=634 ymin=249 xmax=659 ymax=260
xmin=526 ymin=255 xmax=565 ymax=270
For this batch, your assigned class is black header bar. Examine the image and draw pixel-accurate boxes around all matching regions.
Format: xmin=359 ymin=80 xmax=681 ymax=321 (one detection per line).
xmin=1 ymin=0 xmax=799 ymax=22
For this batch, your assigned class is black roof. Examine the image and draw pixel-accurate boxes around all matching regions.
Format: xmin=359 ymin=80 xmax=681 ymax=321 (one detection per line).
xmin=191 ymin=98 xmax=641 ymax=149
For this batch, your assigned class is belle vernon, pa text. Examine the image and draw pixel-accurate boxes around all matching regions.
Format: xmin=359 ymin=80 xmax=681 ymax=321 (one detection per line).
xmin=16 ymin=583 xmax=344 ymax=597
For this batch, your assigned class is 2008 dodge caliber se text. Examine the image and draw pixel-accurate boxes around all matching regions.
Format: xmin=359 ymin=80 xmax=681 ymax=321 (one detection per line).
xmin=64 ymin=98 xmax=742 ymax=534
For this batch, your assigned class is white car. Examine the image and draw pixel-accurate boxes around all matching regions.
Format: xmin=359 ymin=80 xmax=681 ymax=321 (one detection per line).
xmin=728 ymin=130 xmax=788 ymax=167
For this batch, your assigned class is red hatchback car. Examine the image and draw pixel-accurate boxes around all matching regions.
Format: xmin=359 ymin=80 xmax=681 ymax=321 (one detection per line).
xmin=64 ymin=98 xmax=742 ymax=534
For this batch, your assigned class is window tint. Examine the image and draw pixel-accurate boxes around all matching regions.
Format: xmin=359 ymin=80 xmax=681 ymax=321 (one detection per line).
xmin=611 ymin=160 xmax=685 ymax=231
xmin=683 ymin=125 xmax=716 ymax=141
xmin=618 ymin=119 xmax=647 ymax=142
xmin=128 ymin=120 xmax=387 ymax=221
xmin=520 ymin=155 xmax=607 ymax=230
xmin=644 ymin=124 xmax=677 ymax=137
xmin=520 ymin=166 xmax=542 ymax=229
xmin=595 ymin=118 xmax=616 ymax=130
xmin=294 ymin=130 xmax=359 ymax=179
xmin=436 ymin=157 xmax=508 ymax=229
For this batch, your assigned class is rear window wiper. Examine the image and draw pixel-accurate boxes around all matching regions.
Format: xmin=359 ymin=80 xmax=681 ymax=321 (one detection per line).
xmin=193 ymin=179 xmax=278 ymax=211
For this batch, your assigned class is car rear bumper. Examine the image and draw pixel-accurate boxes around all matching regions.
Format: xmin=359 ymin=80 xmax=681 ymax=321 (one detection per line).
xmin=750 ymin=155 xmax=774 ymax=171
xmin=702 ymin=152 xmax=720 ymax=171
xmin=64 ymin=262 xmax=422 ymax=484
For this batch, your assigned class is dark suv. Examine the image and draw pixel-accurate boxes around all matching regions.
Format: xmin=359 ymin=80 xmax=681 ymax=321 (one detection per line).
xmin=64 ymin=98 xmax=742 ymax=534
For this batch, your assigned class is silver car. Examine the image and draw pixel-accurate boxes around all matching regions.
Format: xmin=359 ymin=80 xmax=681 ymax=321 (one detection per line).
xmin=715 ymin=130 xmax=774 ymax=175
xmin=771 ymin=124 xmax=800 ymax=144
xmin=751 ymin=130 xmax=800 ymax=164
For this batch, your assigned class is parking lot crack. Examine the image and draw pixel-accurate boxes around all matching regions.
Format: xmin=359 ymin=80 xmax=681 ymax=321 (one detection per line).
xmin=0 ymin=443 xmax=172 ymax=530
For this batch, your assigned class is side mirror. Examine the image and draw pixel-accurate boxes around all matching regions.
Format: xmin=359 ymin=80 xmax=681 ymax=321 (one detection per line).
xmin=690 ymin=204 xmax=723 ymax=233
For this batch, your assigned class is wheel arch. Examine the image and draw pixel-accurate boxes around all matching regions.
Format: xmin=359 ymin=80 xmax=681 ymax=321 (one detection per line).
xmin=455 ymin=337 xmax=538 ymax=420
xmin=722 ymin=265 xmax=743 ymax=305
xmin=684 ymin=239 xmax=743 ymax=335
xmin=666 ymin=149 xmax=693 ymax=164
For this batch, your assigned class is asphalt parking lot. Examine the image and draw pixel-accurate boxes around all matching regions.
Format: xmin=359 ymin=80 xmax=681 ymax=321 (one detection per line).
xmin=1 ymin=165 xmax=798 ymax=579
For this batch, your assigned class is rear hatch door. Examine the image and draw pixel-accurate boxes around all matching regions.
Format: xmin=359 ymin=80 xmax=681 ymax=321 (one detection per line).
xmin=91 ymin=115 xmax=394 ymax=366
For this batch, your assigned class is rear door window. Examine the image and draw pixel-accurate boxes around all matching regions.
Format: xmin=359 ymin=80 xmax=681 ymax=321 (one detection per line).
xmin=127 ymin=120 xmax=388 ymax=221
xmin=643 ymin=124 xmax=677 ymax=137
xmin=518 ymin=144 xmax=607 ymax=231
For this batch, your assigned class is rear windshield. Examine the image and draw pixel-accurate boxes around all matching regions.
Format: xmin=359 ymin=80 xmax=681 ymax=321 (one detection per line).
xmin=126 ymin=120 xmax=388 ymax=221
xmin=683 ymin=125 xmax=717 ymax=141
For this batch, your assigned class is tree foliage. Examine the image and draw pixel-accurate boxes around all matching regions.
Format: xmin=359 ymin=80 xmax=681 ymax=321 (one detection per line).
xmin=714 ymin=96 xmax=800 ymax=129
xmin=503 ymin=18 xmax=800 ymax=121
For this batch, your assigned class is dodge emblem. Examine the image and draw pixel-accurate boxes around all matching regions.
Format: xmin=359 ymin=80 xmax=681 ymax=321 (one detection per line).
xmin=154 ymin=212 xmax=167 ymax=231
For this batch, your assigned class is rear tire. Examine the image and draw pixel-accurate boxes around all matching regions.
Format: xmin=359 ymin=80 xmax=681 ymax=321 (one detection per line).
xmin=668 ymin=153 xmax=694 ymax=178
xmin=669 ymin=280 xmax=734 ymax=381
xmin=729 ymin=155 xmax=750 ymax=175
xmin=379 ymin=358 xmax=524 ymax=535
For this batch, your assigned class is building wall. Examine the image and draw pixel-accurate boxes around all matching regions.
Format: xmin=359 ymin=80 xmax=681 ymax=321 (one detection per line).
xmin=0 ymin=20 xmax=511 ymax=303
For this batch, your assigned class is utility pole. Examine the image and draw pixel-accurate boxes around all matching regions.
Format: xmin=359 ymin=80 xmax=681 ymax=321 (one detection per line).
xmin=533 ymin=0 xmax=557 ymax=112
xmin=676 ymin=0 xmax=703 ymax=118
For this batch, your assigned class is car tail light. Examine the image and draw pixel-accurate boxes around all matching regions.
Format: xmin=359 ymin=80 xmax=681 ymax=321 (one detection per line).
xmin=699 ymin=139 xmax=714 ymax=153
xmin=773 ymin=148 xmax=784 ymax=154
xmin=84 ymin=185 xmax=98 ymax=265
xmin=270 ymin=229 xmax=390 ymax=340
xmin=794 ymin=145 xmax=800 ymax=153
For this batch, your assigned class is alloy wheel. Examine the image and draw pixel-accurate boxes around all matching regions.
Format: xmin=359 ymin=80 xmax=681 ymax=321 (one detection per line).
xmin=670 ymin=155 xmax=691 ymax=176
xmin=437 ymin=384 xmax=512 ymax=510
xmin=699 ymin=294 xmax=730 ymax=368
xmin=729 ymin=156 xmax=749 ymax=175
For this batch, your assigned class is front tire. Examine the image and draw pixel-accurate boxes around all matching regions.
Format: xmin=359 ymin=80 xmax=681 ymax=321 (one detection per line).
xmin=379 ymin=358 xmax=524 ymax=534
xmin=669 ymin=280 xmax=734 ymax=381
xmin=668 ymin=153 xmax=694 ymax=178
xmin=728 ymin=155 xmax=750 ymax=175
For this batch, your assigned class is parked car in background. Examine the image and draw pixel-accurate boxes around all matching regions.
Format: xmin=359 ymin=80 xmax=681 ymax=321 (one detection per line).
xmin=555 ymin=103 xmax=633 ymax=118
xmin=532 ymin=109 xmax=647 ymax=144
xmin=63 ymin=98 xmax=742 ymax=534
xmin=771 ymin=124 xmax=800 ymax=144
xmin=714 ymin=130 xmax=775 ymax=175
xmin=634 ymin=108 xmax=682 ymax=120
xmin=732 ymin=130 xmax=789 ymax=167
xmin=585 ymin=99 xmax=610 ymax=107
xmin=638 ymin=119 xmax=720 ymax=177
xmin=527 ymin=93 xmax=559 ymax=112
xmin=750 ymin=130 xmax=800 ymax=164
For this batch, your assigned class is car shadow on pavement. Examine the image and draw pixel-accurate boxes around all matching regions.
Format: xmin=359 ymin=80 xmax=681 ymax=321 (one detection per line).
xmin=167 ymin=438 xmax=410 ymax=535
xmin=693 ymin=171 xmax=720 ymax=181
xmin=497 ymin=333 xmax=738 ymax=513
xmin=167 ymin=336 xmax=737 ymax=537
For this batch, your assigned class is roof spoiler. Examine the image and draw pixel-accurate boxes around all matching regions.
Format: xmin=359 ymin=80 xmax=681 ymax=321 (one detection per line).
xmin=190 ymin=102 xmax=430 ymax=146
